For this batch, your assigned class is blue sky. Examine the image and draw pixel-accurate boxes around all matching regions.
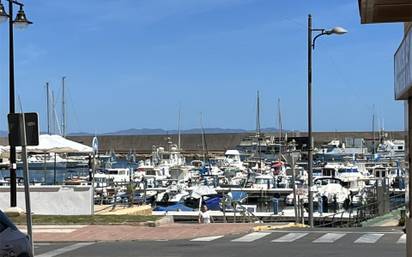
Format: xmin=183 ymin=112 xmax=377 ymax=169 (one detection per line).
xmin=0 ymin=0 xmax=404 ymax=133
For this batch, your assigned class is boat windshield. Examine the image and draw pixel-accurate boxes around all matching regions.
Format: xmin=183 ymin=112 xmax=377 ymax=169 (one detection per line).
xmin=338 ymin=168 xmax=358 ymax=173
xmin=255 ymin=178 xmax=271 ymax=185
xmin=323 ymin=168 xmax=335 ymax=177
xmin=313 ymin=169 xmax=322 ymax=176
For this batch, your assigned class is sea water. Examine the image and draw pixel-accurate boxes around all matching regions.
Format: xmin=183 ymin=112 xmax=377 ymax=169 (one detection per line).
xmin=0 ymin=158 xmax=138 ymax=185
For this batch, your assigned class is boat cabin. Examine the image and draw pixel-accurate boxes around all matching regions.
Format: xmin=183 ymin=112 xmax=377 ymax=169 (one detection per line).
xmin=253 ymin=175 xmax=274 ymax=190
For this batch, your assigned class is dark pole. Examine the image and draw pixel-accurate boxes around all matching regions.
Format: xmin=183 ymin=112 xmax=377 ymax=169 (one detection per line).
xmin=8 ymin=0 xmax=16 ymax=208
xmin=408 ymin=99 xmax=412 ymax=257
xmin=307 ymin=14 xmax=314 ymax=227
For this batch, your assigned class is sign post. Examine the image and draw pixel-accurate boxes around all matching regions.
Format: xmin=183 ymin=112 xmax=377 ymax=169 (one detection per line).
xmin=8 ymin=112 xmax=39 ymax=257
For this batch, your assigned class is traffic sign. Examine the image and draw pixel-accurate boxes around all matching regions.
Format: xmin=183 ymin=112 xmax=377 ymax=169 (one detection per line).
xmin=8 ymin=112 xmax=39 ymax=146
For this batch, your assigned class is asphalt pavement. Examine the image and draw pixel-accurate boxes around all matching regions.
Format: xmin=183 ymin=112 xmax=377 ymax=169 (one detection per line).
xmin=33 ymin=227 xmax=406 ymax=257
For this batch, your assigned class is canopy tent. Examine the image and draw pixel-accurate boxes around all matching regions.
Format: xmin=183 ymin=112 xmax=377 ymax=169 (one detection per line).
xmin=28 ymin=134 xmax=92 ymax=153
xmin=1 ymin=134 xmax=93 ymax=155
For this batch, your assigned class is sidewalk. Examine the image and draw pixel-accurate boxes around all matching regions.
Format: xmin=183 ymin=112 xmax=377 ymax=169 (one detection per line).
xmin=31 ymin=223 xmax=255 ymax=242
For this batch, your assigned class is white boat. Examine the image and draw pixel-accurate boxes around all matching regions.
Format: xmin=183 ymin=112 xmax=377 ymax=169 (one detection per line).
xmin=100 ymin=168 xmax=131 ymax=183
xmin=252 ymin=174 xmax=275 ymax=190
xmin=17 ymin=154 xmax=67 ymax=170
xmin=376 ymin=140 xmax=405 ymax=159
xmin=155 ymin=183 xmax=189 ymax=204
xmin=321 ymin=163 xmax=366 ymax=192
xmin=223 ymin=150 xmax=244 ymax=170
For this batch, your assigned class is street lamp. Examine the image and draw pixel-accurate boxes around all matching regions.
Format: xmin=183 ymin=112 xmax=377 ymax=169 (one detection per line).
xmin=307 ymin=14 xmax=346 ymax=228
xmin=0 ymin=2 xmax=7 ymax=23
xmin=13 ymin=5 xmax=32 ymax=28
xmin=0 ymin=0 xmax=32 ymax=208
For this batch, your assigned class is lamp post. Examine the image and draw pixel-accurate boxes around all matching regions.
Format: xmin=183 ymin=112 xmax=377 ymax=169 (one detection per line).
xmin=307 ymin=14 xmax=346 ymax=227
xmin=0 ymin=0 xmax=32 ymax=208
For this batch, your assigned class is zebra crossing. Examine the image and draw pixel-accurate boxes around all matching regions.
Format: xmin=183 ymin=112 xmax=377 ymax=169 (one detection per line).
xmin=190 ymin=231 xmax=406 ymax=245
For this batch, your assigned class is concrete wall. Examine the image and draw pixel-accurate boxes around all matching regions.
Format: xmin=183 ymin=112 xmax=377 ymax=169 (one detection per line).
xmin=0 ymin=186 xmax=93 ymax=215
xmin=0 ymin=131 xmax=405 ymax=154
xmin=67 ymin=131 xmax=405 ymax=154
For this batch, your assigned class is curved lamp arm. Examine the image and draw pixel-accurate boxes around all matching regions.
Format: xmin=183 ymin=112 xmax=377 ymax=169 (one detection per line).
xmin=312 ymin=30 xmax=327 ymax=50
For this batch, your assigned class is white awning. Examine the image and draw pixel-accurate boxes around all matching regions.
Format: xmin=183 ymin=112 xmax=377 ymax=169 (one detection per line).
xmin=2 ymin=134 xmax=93 ymax=154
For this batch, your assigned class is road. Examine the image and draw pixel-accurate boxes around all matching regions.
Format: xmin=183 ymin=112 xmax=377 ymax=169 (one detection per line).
xmin=34 ymin=227 xmax=406 ymax=257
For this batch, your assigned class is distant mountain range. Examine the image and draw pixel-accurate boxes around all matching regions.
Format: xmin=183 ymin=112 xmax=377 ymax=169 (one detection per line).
xmin=102 ymin=127 xmax=284 ymax=136
xmin=0 ymin=128 xmax=285 ymax=137
xmin=65 ymin=127 xmax=284 ymax=136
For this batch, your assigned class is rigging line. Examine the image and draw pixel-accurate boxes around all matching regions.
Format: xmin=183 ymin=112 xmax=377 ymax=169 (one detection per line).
xmin=66 ymin=86 xmax=81 ymax=134
xmin=53 ymin=97 xmax=62 ymax=135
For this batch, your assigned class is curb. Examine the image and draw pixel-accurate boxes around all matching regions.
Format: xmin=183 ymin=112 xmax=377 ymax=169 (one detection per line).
xmin=145 ymin=216 xmax=174 ymax=227
xmin=253 ymin=223 xmax=309 ymax=231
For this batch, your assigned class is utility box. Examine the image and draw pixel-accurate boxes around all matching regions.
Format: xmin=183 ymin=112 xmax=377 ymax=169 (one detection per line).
xmin=377 ymin=178 xmax=390 ymax=215
xmin=8 ymin=112 xmax=39 ymax=147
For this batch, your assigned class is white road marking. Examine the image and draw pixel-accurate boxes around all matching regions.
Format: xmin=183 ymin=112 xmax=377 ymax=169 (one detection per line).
xmin=313 ymin=233 xmax=346 ymax=243
xmin=19 ymin=225 xmax=86 ymax=234
xmin=397 ymin=234 xmax=406 ymax=244
xmin=191 ymin=235 xmax=224 ymax=242
xmin=22 ymin=229 xmax=77 ymax=233
xmin=272 ymin=233 xmax=308 ymax=243
xmin=232 ymin=232 xmax=271 ymax=242
xmin=267 ymin=230 xmax=403 ymax=235
xmin=36 ymin=242 xmax=95 ymax=257
xmin=33 ymin=225 xmax=86 ymax=229
xmin=354 ymin=233 xmax=384 ymax=244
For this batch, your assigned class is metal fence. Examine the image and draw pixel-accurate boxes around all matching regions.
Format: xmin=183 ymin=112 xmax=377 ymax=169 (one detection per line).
xmin=317 ymin=193 xmax=405 ymax=228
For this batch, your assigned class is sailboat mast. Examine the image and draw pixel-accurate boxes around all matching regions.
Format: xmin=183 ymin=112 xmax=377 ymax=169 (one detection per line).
xmin=256 ymin=91 xmax=262 ymax=165
xmin=278 ymin=98 xmax=283 ymax=161
xmin=256 ymin=91 xmax=261 ymax=137
xmin=178 ymin=106 xmax=181 ymax=150
xmin=62 ymin=76 xmax=66 ymax=137
xmin=52 ymin=90 xmax=57 ymax=134
xmin=200 ymin=113 xmax=206 ymax=164
xmin=372 ymin=106 xmax=376 ymax=155
xmin=52 ymin=90 xmax=55 ymax=134
xmin=46 ymin=82 xmax=50 ymax=135
xmin=200 ymin=112 xmax=210 ymax=167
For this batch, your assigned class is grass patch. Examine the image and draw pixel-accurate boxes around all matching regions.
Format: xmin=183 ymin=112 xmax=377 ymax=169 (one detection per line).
xmin=10 ymin=215 xmax=159 ymax=225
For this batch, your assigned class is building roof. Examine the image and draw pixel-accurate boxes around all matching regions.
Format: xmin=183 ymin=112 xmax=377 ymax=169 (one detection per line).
xmin=359 ymin=0 xmax=412 ymax=24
